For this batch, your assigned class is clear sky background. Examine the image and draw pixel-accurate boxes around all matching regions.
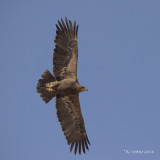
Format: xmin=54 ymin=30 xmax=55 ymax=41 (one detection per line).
xmin=0 ymin=0 xmax=160 ymax=160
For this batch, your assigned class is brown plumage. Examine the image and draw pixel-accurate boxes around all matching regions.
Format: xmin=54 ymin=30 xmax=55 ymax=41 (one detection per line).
xmin=36 ymin=17 xmax=90 ymax=154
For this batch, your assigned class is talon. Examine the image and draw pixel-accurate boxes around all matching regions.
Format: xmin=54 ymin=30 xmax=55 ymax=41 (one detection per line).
xmin=46 ymin=83 xmax=53 ymax=88
xmin=46 ymin=87 xmax=54 ymax=92
xmin=46 ymin=82 xmax=59 ymax=88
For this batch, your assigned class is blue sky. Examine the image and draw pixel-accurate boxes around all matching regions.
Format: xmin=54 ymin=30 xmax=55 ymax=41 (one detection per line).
xmin=0 ymin=0 xmax=160 ymax=159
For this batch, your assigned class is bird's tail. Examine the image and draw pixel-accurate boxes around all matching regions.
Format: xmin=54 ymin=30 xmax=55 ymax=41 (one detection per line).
xmin=36 ymin=70 xmax=57 ymax=103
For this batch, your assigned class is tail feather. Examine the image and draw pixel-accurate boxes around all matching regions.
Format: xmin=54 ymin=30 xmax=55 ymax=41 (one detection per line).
xmin=37 ymin=70 xmax=56 ymax=103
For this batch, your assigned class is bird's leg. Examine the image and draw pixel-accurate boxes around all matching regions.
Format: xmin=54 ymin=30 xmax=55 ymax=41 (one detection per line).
xmin=45 ymin=82 xmax=59 ymax=92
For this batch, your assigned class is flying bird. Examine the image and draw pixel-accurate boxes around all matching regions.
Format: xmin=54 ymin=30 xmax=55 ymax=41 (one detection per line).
xmin=36 ymin=17 xmax=90 ymax=154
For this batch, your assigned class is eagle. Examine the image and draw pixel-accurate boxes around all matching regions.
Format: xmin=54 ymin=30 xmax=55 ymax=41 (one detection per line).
xmin=36 ymin=17 xmax=90 ymax=155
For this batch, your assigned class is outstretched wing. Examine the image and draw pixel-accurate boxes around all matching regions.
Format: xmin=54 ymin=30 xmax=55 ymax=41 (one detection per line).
xmin=53 ymin=17 xmax=79 ymax=81
xmin=56 ymin=94 xmax=90 ymax=154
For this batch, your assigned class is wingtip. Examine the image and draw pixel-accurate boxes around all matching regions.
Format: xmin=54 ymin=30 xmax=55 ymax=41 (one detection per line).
xmin=70 ymin=142 xmax=75 ymax=153
xmin=86 ymin=136 xmax=91 ymax=145
xmin=74 ymin=142 xmax=78 ymax=154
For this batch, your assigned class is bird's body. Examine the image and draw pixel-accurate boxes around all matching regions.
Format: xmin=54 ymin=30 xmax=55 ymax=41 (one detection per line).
xmin=45 ymin=78 xmax=87 ymax=95
xmin=36 ymin=17 xmax=90 ymax=155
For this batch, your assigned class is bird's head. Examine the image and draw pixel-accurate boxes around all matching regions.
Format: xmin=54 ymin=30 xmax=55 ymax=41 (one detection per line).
xmin=80 ymin=86 xmax=88 ymax=92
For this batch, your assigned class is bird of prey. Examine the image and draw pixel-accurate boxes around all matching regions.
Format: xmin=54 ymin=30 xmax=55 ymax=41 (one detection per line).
xmin=36 ymin=17 xmax=90 ymax=155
